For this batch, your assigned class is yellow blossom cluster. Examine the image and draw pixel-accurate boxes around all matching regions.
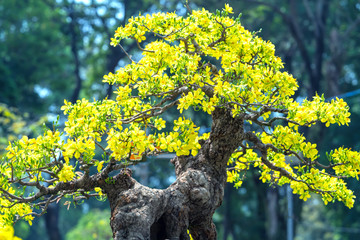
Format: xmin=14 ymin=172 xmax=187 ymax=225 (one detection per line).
xmin=4 ymin=130 xmax=62 ymax=180
xmin=106 ymin=124 xmax=154 ymax=161
xmin=0 ymin=130 xmax=65 ymax=226
xmin=61 ymin=99 xmax=110 ymax=140
xmin=62 ymin=137 xmax=96 ymax=163
xmin=227 ymin=149 xmax=260 ymax=188
xmin=1 ymin=4 xmax=360 ymax=227
xmin=0 ymin=189 xmax=33 ymax=226
xmin=107 ymin=6 xmax=299 ymax=120
xmin=157 ymin=117 xmax=202 ymax=156
xmin=331 ymin=147 xmax=360 ymax=178
xmin=229 ymin=124 xmax=358 ymax=207
xmin=288 ymin=94 xmax=351 ymax=129
xmin=57 ymin=164 xmax=75 ymax=182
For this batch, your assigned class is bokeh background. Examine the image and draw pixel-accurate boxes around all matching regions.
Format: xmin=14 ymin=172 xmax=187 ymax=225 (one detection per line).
xmin=1 ymin=0 xmax=360 ymax=239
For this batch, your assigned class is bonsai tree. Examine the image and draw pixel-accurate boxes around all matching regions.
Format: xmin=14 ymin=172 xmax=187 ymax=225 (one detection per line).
xmin=1 ymin=5 xmax=358 ymax=239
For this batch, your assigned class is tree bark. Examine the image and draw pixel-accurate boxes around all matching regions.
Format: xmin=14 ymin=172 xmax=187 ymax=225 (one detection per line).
xmin=102 ymin=108 xmax=245 ymax=239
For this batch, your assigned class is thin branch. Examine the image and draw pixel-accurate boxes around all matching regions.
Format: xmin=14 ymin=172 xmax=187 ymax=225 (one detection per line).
xmin=184 ymin=0 xmax=192 ymax=14
xmin=140 ymin=23 xmax=190 ymax=40
xmin=118 ymin=43 xmax=140 ymax=64
xmin=344 ymin=15 xmax=360 ymax=38
xmin=302 ymin=0 xmax=317 ymax=34
xmin=207 ymin=19 xmax=234 ymax=48
xmin=130 ymin=36 xmax=154 ymax=53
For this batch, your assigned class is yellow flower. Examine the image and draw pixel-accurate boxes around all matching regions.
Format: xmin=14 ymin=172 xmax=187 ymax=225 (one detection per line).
xmin=227 ymin=171 xmax=237 ymax=183
xmin=97 ymin=161 xmax=104 ymax=172
xmin=224 ymin=4 xmax=234 ymax=14
xmin=58 ymin=164 xmax=75 ymax=182
xmin=94 ymin=187 xmax=104 ymax=196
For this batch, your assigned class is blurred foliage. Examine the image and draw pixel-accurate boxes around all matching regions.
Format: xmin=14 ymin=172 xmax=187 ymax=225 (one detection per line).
xmin=0 ymin=104 xmax=47 ymax=152
xmin=295 ymin=194 xmax=360 ymax=240
xmin=65 ymin=209 xmax=112 ymax=240
xmin=12 ymin=222 xmax=30 ymax=240
xmin=0 ymin=0 xmax=75 ymax=115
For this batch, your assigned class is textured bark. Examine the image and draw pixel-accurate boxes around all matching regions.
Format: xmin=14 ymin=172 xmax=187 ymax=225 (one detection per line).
xmin=103 ymin=108 xmax=245 ymax=240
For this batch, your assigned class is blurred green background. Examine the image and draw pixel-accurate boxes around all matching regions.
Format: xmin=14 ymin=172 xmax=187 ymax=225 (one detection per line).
xmin=1 ymin=0 xmax=360 ymax=239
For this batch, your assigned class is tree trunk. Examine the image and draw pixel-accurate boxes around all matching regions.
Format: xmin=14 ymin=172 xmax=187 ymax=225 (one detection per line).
xmin=102 ymin=108 xmax=245 ymax=239
xmin=266 ymin=187 xmax=278 ymax=240
xmin=67 ymin=1 xmax=82 ymax=103
xmin=44 ymin=203 xmax=62 ymax=240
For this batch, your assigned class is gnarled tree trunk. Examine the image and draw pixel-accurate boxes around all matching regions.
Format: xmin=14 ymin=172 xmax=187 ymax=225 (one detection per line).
xmin=102 ymin=108 xmax=245 ymax=240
